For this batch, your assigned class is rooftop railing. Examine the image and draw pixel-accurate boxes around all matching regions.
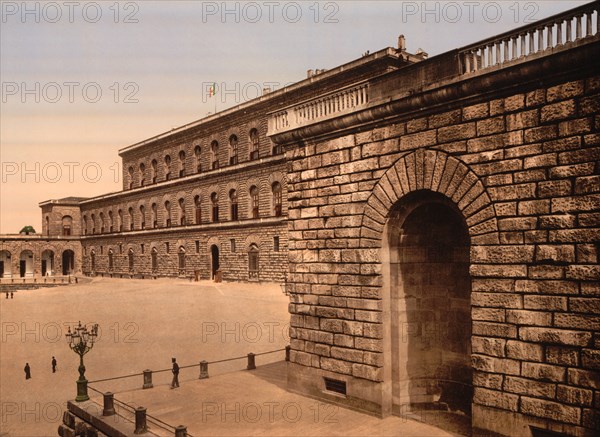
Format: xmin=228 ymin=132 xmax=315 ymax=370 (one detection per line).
xmin=267 ymin=2 xmax=599 ymax=137
xmin=268 ymin=82 xmax=369 ymax=136
xmin=460 ymin=2 xmax=599 ymax=74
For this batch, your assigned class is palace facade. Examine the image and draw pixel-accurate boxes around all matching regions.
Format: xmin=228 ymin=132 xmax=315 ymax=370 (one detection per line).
xmin=4 ymin=3 xmax=600 ymax=436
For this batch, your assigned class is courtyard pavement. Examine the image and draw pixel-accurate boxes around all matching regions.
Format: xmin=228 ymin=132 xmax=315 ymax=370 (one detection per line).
xmin=0 ymin=278 xmax=461 ymax=437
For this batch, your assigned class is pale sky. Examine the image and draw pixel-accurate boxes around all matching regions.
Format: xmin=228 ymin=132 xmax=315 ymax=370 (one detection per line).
xmin=0 ymin=1 xmax=586 ymax=233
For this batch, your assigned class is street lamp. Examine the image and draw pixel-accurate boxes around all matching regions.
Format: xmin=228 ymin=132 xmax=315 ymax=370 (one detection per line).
xmin=65 ymin=321 xmax=98 ymax=402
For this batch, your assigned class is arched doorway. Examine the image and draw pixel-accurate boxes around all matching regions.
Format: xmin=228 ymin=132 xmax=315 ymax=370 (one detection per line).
xmin=387 ymin=191 xmax=472 ymax=429
xmin=0 ymin=251 xmax=12 ymax=278
xmin=62 ymin=250 xmax=75 ymax=275
xmin=41 ymin=250 xmax=55 ymax=276
xmin=210 ymin=245 xmax=219 ymax=280
xmin=20 ymin=250 xmax=34 ymax=277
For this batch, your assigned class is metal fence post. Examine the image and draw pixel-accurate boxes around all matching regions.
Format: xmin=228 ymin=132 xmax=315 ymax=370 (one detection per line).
xmin=199 ymin=360 xmax=209 ymax=379
xmin=143 ymin=369 xmax=153 ymax=389
xmin=134 ymin=407 xmax=147 ymax=434
xmin=102 ymin=392 xmax=115 ymax=416
xmin=247 ymin=353 xmax=256 ymax=370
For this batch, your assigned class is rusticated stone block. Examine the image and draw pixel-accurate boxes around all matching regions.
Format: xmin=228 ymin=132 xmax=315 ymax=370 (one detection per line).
xmin=506 ymin=310 xmax=551 ymax=326
xmin=320 ymin=357 xmax=352 ymax=375
xmin=540 ymin=100 xmax=576 ymax=123
xmin=521 ymin=397 xmax=581 ymax=424
xmin=519 ymin=327 xmax=592 ymax=347
xmin=557 ymin=385 xmax=593 ymax=406
xmin=472 ymin=355 xmax=520 ymax=375
xmin=472 ymin=336 xmax=506 ymax=357
xmin=506 ymin=340 xmax=543 ymax=361
xmin=473 ymin=371 xmax=503 ymax=390
xmin=522 ymin=362 xmax=566 ymax=382
xmin=568 ymin=368 xmax=600 ymax=389
xmin=504 ymin=376 xmax=556 ymax=399
xmin=473 ymin=387 xmax=518 ymax=411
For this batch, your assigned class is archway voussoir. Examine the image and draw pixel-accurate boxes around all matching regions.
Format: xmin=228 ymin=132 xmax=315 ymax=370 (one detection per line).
xmin=423 ymin=150 xmax=437 ymax=190
xmin=458 ymin=180 xmax=486 ymax=212
xmin=380 ymin=173 xmax=400 ymax=206
xmin=393 ymin=159 xmax=411 ymax=195
xmin=373 ymin=185 xmax=393 ymax=212
xmin=414 ymin=148 xmax=425 ymax=190
xmin=466 ymin=204 xmax=496 ymax=228
xmin=446 ymin=165 xmax=469 ymax=200
xmin=404 ymin=153 xmax=417 ymax=192
xmin=469 ymin=217 xmax=499 ymax=237
xmin=437 ymin=157 xmax=460 ymax=195
xmin=386 ymin=165 xmax=404 ymax=200
xmin=471 ymin=231 xmax=500 ymax=245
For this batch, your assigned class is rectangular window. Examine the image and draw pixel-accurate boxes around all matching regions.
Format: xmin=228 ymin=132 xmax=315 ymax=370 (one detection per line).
xmin=140 ymin=244 xmax=145 ymax=254
xmin=195 ymin=241 xmax=200 ymax=253
xmin=119 ymin=244 xmax=122 ymax=254
xmin=274 ymin=236 xmax=280 ymax=252
xmin=165 ymin=242 xmax=170 ymax=253
xmin=230 ymin=239 xmax=236 ymax=253
xmin=62 ymin=226 xmax=71 ymax=236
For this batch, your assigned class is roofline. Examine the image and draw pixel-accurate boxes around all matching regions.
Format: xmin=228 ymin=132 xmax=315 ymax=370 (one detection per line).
xmin=118 ymin=47 xmax=400 ymax=156
xmin=39 ymin=199 xmax=87 ymax=207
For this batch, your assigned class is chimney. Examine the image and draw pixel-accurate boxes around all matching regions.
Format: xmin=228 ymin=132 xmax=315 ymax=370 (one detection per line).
xmin=398 ymin=34 xmax=406 ymax=51
xmin=262 ymin=87 xmax=271 ymax=95
xmin=307 ymin=69 xmax=314 ymax=78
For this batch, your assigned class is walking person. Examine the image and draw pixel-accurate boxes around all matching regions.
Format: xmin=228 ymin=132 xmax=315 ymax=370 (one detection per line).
xmin=5 ymin=292 xmax=7 ymax=299
xmin=10 ymin=291 xmax=13 ymax=299
xmin=170 ymin=358 xmax=179 ymax=389
xmin=24 ymin=363 xmax=31 ymax=379
xmin=52 ymin=356 xmax=57 ymax=373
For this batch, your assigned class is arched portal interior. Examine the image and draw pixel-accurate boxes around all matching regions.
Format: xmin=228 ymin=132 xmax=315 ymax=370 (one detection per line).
xmin=387 ymin=191 xmax=472 ymax=417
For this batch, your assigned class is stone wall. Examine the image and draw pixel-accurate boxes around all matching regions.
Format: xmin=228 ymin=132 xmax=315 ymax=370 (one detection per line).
xmin=0 ymin=238 xmax=82 ymax=278
xmin=283 ymin=53 xmax=599 ymax=435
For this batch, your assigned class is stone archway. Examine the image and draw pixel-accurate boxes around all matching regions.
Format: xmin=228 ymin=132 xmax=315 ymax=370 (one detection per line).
xmin=62 ymin=250 xmax=75 ymax=275
xmin=0 ymin=250 xmax=12 ymax=278
xmin=387 ymin=191 xmax=472 ymax=427
xmin=363 ymin=150 xmax=498 ymax=432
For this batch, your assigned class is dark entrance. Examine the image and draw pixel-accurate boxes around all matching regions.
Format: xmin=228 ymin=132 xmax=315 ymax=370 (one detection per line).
xmin=20 ymin=260 xmax=26 ymax=277
xmin=210 ymin=245 xmax=219 ymax=280
xmin=42 ymin=260 xmax=47 ymax=276
xmin=0 ymin=261 xmax=4 ymax=278
xmin=62 ymin=250 xmax=75 ymax=275
xmin=388 ymin=191 xmax=472 ymax=434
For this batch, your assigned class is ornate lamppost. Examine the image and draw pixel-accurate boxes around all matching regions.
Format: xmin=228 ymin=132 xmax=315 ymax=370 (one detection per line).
xmin=65 ymin=321 xmax=98 ymax=402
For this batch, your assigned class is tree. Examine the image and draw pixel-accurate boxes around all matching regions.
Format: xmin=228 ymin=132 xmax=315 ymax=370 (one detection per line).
xmin=19 ymin=226 xmax=36 ymax=235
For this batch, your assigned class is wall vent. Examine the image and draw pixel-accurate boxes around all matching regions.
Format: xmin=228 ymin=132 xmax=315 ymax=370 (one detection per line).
xmin=324 ymin=377 xmax=346 ymax=395
xmin=530 ymin=426 xmax=568 ymax=437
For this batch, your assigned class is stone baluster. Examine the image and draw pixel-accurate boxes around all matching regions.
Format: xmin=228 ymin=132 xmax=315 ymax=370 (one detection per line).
xmin=566 ymin=18 xmax=573 ymax=43
xmin=547 ymin=23 xmax=553 ymax=49
xmin=520 ymin=33 xmax=526 ymax=57
xmin=557 ymin=20 xmax=563 ymax=46
xmin=538 ymin=27 xmax=544 ymax=52
xmin=576 ymin=14 xmax=582 ymax=40
xmin=587 ymin=11 xmax=593 ymax=36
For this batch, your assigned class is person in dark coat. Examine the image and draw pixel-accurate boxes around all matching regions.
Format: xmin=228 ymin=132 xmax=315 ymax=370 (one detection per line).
xmin=170 ymin=358 xmax=179 ymax=388
xmin=24 ymin=363 xmax=31 ymax=379
xmin=52 ymin=356 xmax=57 ymax=373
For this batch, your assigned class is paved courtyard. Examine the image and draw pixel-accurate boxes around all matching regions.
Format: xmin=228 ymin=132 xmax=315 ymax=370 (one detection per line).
xmin=0 ymin=278 xmax=289 ymax=437
xmin=1 ymin=278 xmax=461 ymax=437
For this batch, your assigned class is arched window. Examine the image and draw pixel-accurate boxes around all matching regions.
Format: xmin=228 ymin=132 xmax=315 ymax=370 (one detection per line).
xmin=178 ymin=198 xmax=186 ymax=225
xmin=178 ymin=150 xmax=186 ymax=177
xmin=108 ymin=211 xmax=114 ymax=232
xmin=229 ymin=189 xmax=238 ymax=221
xmin=178 ymin=246 xmax=186 ymax=271
xmin=211 ymin=141 xmax=219 ymax=170
xmin=128 ymin=166 xmax=134 ymax=189
xmin=164 ymin=201 xmax=171 ymax=227
xmin=211 ymin=192 xmax=219 ymax=222
xmin=62 ymin=216 xmax=72 ymax=236
xmin=46 ymin=216 xmax=50 ymax=236
xmin=128 ymin=248 xmax=134 ymax=272
xmin=128 ymin=207 xmax=134 ymax=230
xmin=248 ymin=244 xmax=259 ymax=279
xmin=194 ymin=145 xmax=202 ymax=172
xmin=151 ymin=247 xmax=158 ymax=272
xmin=108 ymin=249 xmax=114 ymax=271
xmin=229 ymin=135 xmax=238 ymax=165
xmin=99 ymin=213 xmax=105 ymax=234
xmin=194 ymin=195 xmax=201 ymax=225
xmin=90 ymin=250 xmax=96 ymax=272
xmin=249 ymin=128 xmax=259 ymax=160
xmin=83 ymin=215 xmax=88 ymax=235
xmin=91 ymin=214 xmax=96 ymax=234
xmin=250 ymin=185 xmax=259 ymax=219
xmin=272 ymin=182 xmax=282 ymax=217
xmin=151 ymin=203 xmax=158 ymax=228
xmin=139 ymin=205 xmax=146 ymax=229
xmin=164 ymin=155 xmax=171 ymax=181
xmin=151 ymin=159 xmax=158 ymax=184
xmin=118 ymin=209 xmax=123 ymax=232
xmin=139 ymin=163 xmax=146 ymax=187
